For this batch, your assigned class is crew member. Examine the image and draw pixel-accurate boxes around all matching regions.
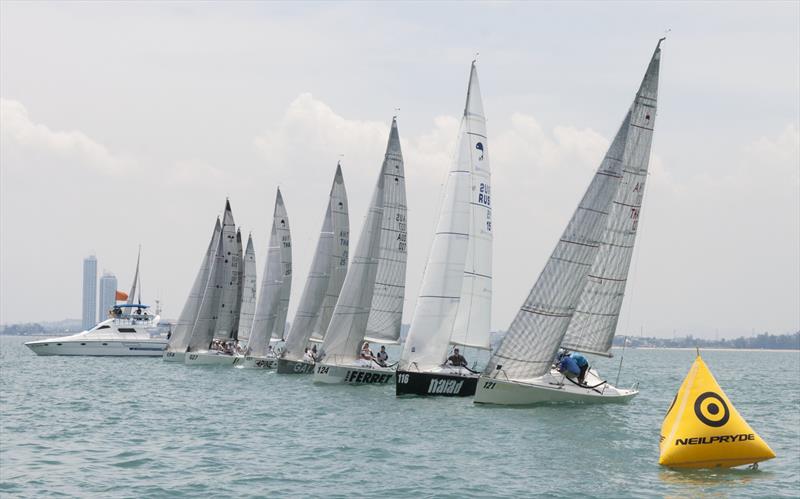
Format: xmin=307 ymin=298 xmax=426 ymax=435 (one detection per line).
xmin=447 ymin=348 xmax=467 ymax=367
xmin=570 ymin=352 xmax=590 ymax=384
xmin=376 ymin=346 xmax=389 ymax=367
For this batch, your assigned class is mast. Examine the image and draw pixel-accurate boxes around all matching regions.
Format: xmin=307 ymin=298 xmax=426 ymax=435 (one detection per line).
xmin=484 ymin=42 xmax=662 ymax=381
xmin=320 ymin=118 xmax=405 ymax=362
xmin=400 ymin=61 xmax=492 ymax=372
xmin=561 ymin=41 xmax=662 ymax=356
xmin=282 ymin=165 xmax=348 ymax=361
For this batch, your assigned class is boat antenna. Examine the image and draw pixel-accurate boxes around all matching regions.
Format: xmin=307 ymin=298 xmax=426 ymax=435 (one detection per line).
xmin=473 ymin=51 xmax=479 ymax=64
xmin=394 ymin=107 xmax=400 ymax=119
xmin=615 ymin=336 xmax=628 ymax=387
xmin=338 ymin=153 xmax=344 ymax=167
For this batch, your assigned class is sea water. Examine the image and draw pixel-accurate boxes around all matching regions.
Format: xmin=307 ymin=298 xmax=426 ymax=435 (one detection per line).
xmin=1 ymin=335 xmax=798 ymax=498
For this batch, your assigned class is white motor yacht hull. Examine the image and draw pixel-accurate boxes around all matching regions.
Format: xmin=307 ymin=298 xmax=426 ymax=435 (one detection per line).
xmin=163 ymin=351 xmax=186 ymax=362
xmin=25 ymin=339 xmax=166 ymax=357
xmin=474 ymin=369 xmax=638 ymax=405
xmin=184 ymin=352 xmax=239 ymax=366
xmin=238 ymin=356 xmax=277 ymax=369
xmin=313 ymin=362 xmax=395 ymax=385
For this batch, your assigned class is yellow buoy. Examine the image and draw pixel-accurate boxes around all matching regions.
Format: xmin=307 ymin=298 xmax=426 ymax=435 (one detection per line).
xmin=659 ymin=354 xmax=775 ymax=468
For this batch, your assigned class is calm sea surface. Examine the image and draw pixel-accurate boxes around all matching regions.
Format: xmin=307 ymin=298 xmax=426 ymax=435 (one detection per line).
xmin=1 ymin=336 xmax=798 ymax=498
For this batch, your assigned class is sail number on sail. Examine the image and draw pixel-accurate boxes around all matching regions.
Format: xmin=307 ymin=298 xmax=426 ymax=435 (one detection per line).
xmin=396 ymin=213 xmax=407 ymax=252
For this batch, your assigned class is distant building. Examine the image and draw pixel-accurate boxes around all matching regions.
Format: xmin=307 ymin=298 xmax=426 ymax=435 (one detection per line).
xmin=82 ymin=255 xmax=97 ymax=330
xmin=98 ymin=272 xmax=118 ymax=322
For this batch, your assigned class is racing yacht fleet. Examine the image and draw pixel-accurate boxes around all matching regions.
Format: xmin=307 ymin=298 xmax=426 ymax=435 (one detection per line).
xmin=30 ymin=41 xmax=665 ymax=406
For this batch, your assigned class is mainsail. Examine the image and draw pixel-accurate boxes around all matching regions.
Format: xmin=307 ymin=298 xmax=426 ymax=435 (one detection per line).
xmin=249 ymin=190 xmax=292 ymax=357
xmin=560 ymin=44 xmax=661 ymax=357
xmin=484 ymin=42 xmax=662 ymax=381
xmin=186 ymin=226 xmax=225 ymax=352
xmin=127 ymin=246 xmax=141 ymax=305
xmin=364 ymin=117 xmax=408 ymax=344
xmin=320 ymin=118 xmax=406 ymax=362
xmin=214 ymin=200 xmax=242 ymax=339
xmin=166 ymin=218 xmax=221 ymax=354
xmin=273 ymin=189 xmax=293 ymax=339
xmin=401 ymin=61 xmax=492 ymax=372
xmin=237 ymin=234 xmax=258 ymax=343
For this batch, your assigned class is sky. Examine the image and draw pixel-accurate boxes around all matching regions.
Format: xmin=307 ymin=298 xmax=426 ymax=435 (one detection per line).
xmin=1 ymin=1 xmax=798 ymax=338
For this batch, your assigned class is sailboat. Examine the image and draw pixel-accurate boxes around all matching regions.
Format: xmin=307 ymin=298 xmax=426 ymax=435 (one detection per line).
xmin=277 ymin=164 xmax=349 ymax=374
xmin=474 ymin=40 xmax=663 ymax=405
xmin=313 ymin=117 xmax=407 ymax=385
xmin=186 ymin=200 xmax=245 ymax=366
xmin=163 ymin=218 xmax=221 ymax=362
xmin=397 ymin=61 xmax=492 ymax=397
xmin=242 ymin=189 xmax=293 ymax=369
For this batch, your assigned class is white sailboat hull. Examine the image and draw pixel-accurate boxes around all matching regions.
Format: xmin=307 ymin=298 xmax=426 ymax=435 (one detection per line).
xmin=184 ymin=351 xmax=239 ymax=366
xmin=237 ymin=356 xmax=277 ymax=369
xmin=163 ymin=351 xmax=186 ymax=362
xmin=474 ymin=369 xmax=638 ymax=405
xmin=313 ymin=361 xmax=395 ymax=385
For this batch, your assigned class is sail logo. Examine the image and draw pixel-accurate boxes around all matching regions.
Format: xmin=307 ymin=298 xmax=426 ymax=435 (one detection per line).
xmin=428 ymin=378 xmax=464 ymax=395
xmin=675 ymin=434 xmax=755 ymax=446
xmin=694 ymin=391 xmax=730 ymax=427
xmin=477 ymin=183 xmax=491 ymax=207
xmin=475 ymin=142 xmax=484 ymax=160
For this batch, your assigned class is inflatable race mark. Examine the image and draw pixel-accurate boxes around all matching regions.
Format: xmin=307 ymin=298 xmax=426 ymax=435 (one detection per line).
xmin=659 ymin=354 xmax=775 ymax=468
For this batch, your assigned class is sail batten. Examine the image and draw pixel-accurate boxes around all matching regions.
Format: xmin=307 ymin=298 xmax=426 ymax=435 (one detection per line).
xmin=401 ymin=61 xmax=493 ymax=372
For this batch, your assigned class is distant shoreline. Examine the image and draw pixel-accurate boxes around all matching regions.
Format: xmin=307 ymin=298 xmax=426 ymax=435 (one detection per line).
xmin=614 ymin=346 xmax=800 ymax=353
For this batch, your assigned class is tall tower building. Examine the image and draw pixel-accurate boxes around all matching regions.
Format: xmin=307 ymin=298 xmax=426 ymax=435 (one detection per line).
xmin=98 ymin=272 xmax=118 ymax=322
xmin=82 ymin=255 xmax=97 ymax=330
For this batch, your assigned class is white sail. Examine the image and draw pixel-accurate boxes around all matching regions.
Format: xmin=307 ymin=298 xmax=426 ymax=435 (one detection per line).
xmin=231 ymin=229 xmax=245 ymax=340
xmin=272 ymin=189 xmax=292 ymax=339
xmin=364 ymin=118 xmax=407 ymax=344
xmin=400 ymin=61 xmax=492 ymax=372
xmin=283 ymin=165 xmax=349 ymax=360
xmin=187 ymin=228 xmax=225 ymax=352
xmin=249 ymin=191 xmax=288 ymax=357
xmin=485 ymin=43 xmax=662 ymax=381
xmin=166 ymin=219 xmax=220 ymax=354
xmin=320 ymin=118 xmax=405 ymax=363
xmin=214 ymin=200 xmax=242 ymax=339
xmin=560 ymin=45 xmax=661 ymax=357
xmin=236 ymin=234 xmax=258 ymax=343
xmin=127 ymin=246 xmax=140 ymax=305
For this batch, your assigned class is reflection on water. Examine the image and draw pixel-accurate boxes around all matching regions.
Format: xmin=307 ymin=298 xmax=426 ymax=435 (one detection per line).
xmin=660 ymin=467 xmax=773 ymax=497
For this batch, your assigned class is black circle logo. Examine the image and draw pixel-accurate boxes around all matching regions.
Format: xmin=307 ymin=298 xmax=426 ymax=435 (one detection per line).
xmin=694 ymin=392 xmax=730 ymax=427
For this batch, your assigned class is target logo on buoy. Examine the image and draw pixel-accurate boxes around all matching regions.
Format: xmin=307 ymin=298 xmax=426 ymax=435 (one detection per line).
xmin=694 ymin=391 xmax=730 ymax=427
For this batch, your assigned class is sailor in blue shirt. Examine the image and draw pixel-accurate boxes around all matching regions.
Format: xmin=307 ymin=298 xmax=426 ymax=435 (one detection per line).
xmin=570 ymin=353 xmax=590 ymax=384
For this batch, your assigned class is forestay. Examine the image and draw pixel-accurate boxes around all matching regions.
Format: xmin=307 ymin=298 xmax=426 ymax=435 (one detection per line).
xmin=236 ymin=234 xmax=258 ymax=343
xmin=249 ymin=190 xmax=290 ymax=357
xmin=320 ymin=118 xmax=405 ymax=362
xmin=485 ymin=42 xmax=663 ymax=381
xmin=166 ymin=218 xmax=220 ymax=354
xmin=401 ymin=61 xmax=492 ymax=372
xmin=364 ymin=118 xmax=408 ymax=344
xmin=282 ymin=165 xmax=349 ymax=361
xmin=561 ymin=43 xmax=661 ymax=357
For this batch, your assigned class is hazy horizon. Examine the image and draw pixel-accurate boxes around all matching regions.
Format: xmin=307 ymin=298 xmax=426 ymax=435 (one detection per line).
xmin=1 ymin=2 xmax=798 ymax=339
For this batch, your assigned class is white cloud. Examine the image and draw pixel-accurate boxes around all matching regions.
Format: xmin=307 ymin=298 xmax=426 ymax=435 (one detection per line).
xmin=0 ymin=98 xmax=134 ymax=174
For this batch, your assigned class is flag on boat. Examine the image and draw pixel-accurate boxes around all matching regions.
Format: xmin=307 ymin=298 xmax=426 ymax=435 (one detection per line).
xmin=115 ymin=291 xmax=129 ymax=301
xmin=659 ymin=354 xmax=775 ymax=468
